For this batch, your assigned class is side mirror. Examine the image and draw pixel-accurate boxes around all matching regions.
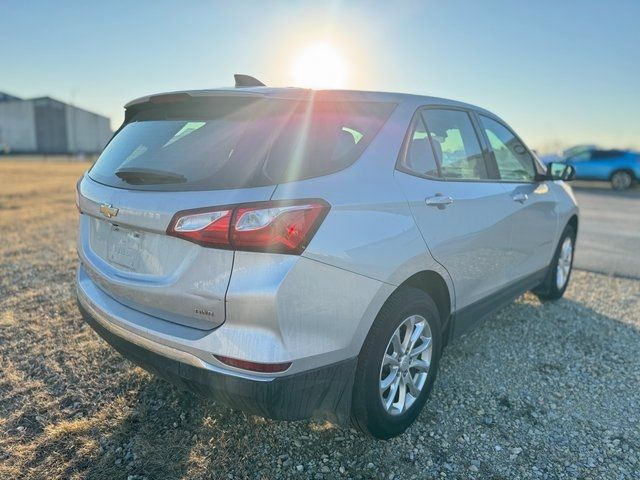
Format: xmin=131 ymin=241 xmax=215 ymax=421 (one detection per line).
xmin=546 ymin=162 xmax=576 ymax=181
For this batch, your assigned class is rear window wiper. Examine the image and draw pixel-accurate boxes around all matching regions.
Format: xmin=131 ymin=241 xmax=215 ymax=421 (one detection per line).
xmin=115 ymin=168 xmax=187 ymax=185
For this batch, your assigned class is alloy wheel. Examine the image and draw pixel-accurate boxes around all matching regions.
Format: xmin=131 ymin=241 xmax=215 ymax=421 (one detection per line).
xmin=556 ymin=237 xmax=573 ymax=290
xmin=611 ymin=171 xmax=632 ymax=190
xmin=379 ymin=315 xmax=432 ymax=415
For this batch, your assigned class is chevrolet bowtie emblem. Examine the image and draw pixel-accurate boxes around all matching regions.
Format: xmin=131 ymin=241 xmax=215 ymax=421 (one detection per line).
xmin=100 ymin=203 xmax=119 ymax=219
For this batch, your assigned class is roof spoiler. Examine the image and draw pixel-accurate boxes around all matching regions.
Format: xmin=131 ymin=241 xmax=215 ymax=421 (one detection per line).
xmin=234 ymin=74 xmax=266 ymax=88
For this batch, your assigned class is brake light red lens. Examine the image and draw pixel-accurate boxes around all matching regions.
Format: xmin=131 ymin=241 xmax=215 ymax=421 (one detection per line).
xmin=232 ymin=203 xmax=327 ymax=253
xmin=167 ymin=200 xmax=329 ymax=254
xmin=167 ymin=208 xmax=232 ymax=247
xmin=214 ymin=354 xmax=291 ymax=373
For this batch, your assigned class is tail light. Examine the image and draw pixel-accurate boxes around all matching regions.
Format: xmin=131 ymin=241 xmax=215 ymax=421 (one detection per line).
xmin=75 ymin=177 xmax=83 ymax=213
xmin=167 ymin=199 xmax=329 ymax=254
xmin=169 ymin=208 xmax=232 ymax=248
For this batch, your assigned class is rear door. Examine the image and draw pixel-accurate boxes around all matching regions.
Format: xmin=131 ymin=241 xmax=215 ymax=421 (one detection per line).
xmin=578 ymin=150 xmax=626 ymax=180
xmin=476 ymin=113 xmax=558 ymax=282
xmin=394 ymin=107 xmax=513 ymax=312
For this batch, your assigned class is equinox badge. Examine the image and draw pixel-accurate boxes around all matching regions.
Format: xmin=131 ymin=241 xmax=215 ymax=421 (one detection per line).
xmin=100 ymin=203 xmax=119 ymax=219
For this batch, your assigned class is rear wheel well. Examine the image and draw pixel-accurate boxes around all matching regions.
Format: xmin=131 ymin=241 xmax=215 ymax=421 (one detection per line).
xmin=397 ymin=270 xmax=451 ymax=333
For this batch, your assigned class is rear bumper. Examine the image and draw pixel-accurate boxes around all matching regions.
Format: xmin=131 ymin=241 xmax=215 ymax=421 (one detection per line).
xmin=78 ymin=300 xmax=357 ymax=425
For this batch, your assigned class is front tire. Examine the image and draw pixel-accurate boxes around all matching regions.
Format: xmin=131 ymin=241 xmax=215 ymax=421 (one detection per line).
xmin=610 ymin=170 xmax=633 ymax=190
xmin=351 ymin=287 xmax=442 ymax=439
xmin=534 ymin=225 xmax=575 ymax=300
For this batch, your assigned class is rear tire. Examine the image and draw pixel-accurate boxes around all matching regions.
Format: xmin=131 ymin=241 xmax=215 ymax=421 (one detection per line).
xmin=610 ymin=170 xmax=633 ymax=190
xmin=351 ymin=287 xmax=442 ymax=439
xmin=534 ymin=225 xmax=575 ymax=301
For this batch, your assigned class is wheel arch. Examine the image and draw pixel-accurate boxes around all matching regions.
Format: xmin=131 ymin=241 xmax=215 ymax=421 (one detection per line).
xmin=393 ymin=270 xmax=452 ymax=343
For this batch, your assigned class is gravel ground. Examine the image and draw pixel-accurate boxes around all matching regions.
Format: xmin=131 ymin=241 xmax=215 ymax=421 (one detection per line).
xmin=1 ymin=162 xmax=639 ymax=479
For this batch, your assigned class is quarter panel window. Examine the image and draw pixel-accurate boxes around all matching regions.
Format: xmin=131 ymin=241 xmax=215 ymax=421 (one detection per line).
xmin=421 ymin=109 xmax=488 ymax=180
xmin=480 ymin=115 xmax=535 ymax=182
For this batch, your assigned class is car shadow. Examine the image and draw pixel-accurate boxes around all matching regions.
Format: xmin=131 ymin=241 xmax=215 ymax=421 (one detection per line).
xmin=78 ymin=290 xmax=640 ymax=479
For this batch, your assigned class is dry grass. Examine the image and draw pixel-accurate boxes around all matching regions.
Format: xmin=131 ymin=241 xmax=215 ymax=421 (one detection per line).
xmin=0 ymin=162 xmax=214 ymax=479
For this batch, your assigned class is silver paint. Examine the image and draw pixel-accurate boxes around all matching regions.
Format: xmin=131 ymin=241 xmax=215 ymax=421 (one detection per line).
xmin=76 ymin=88 xmax=579 ymax=383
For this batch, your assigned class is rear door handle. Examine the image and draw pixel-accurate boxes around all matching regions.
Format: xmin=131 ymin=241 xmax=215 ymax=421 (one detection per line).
xmin=425 ymin=194 xmax=454 ymax=209
xmin=512 ymin=193 xmax=528 ymax=203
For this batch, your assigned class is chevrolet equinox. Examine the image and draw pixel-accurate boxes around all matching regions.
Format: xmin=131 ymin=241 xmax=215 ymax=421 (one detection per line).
xmin=76 ymin=76 xmax=578 ymax=439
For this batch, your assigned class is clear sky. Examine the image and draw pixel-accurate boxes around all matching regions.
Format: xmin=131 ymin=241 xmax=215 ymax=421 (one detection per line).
xmin=1 ymin=0 xmax=638 ymax=153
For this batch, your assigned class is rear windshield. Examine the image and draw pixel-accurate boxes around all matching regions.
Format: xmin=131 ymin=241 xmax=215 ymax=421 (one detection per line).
xmin=89 ymin=96 xmax=395 ymax=191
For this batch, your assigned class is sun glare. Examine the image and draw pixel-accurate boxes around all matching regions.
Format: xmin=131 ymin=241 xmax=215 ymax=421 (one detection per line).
xmin=291 ymin=42 xmax=349 ymax=89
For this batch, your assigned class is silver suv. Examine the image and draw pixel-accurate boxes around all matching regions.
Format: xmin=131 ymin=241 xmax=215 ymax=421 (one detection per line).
xmin=76 ymin=79 xmax=578 ymax=439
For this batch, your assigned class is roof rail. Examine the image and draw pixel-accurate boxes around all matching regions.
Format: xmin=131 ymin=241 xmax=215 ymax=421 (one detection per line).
xmin=234 ymin=74 xmax=266 ymax=88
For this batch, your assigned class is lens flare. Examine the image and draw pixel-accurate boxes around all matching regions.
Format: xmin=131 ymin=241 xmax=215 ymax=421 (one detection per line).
xmin=291 ymin=42 xmax=348 ymax=88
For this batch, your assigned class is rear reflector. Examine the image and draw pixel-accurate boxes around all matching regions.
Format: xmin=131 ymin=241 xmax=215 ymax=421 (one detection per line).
xmin=214 ymin=354 xmax=292 ymax=373
xmin=167 ymin=199 xmax=329 ymax=254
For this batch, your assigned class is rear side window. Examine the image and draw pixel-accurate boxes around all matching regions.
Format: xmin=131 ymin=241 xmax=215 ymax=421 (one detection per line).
xmin=421 ymin=109 xmax=488 ymax=180
xmin=89 ymin=97 xmax=395 ymax=191
xmin=479 ymin=115 xmax=535 ymax=182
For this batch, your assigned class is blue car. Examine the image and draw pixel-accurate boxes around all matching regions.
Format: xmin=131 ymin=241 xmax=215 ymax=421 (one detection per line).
xmin=563 ymin=148 xmax=640 ymax=190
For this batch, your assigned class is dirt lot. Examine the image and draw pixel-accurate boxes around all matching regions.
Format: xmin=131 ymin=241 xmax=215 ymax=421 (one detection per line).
xmin=1 ymin=162 xmax=639 ymax=479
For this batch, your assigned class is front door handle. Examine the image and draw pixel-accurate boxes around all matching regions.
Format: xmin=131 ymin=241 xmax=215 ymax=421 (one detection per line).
xmin=425 ymin=194 xmax=454 ymax=209
xmin=512 ymin=193 xmax=528 ymax=203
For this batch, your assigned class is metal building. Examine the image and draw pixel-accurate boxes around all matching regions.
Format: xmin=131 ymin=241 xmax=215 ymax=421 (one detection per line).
xmin=0 ymin=92 xmax=112 ymax=154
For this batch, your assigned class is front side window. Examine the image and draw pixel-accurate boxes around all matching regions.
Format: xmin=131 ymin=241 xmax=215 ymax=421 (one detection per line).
xmin=567 ymin=151 xmax=591 ymax=162
xmin=421 ymin=109 xmax=488 ymax=180
xmin=480 ymin=115 xmax=535 ymax=182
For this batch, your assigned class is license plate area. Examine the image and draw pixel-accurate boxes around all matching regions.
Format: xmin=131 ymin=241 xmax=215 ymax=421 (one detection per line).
xmin=107 ymin=225 xmax=144 ymax=270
